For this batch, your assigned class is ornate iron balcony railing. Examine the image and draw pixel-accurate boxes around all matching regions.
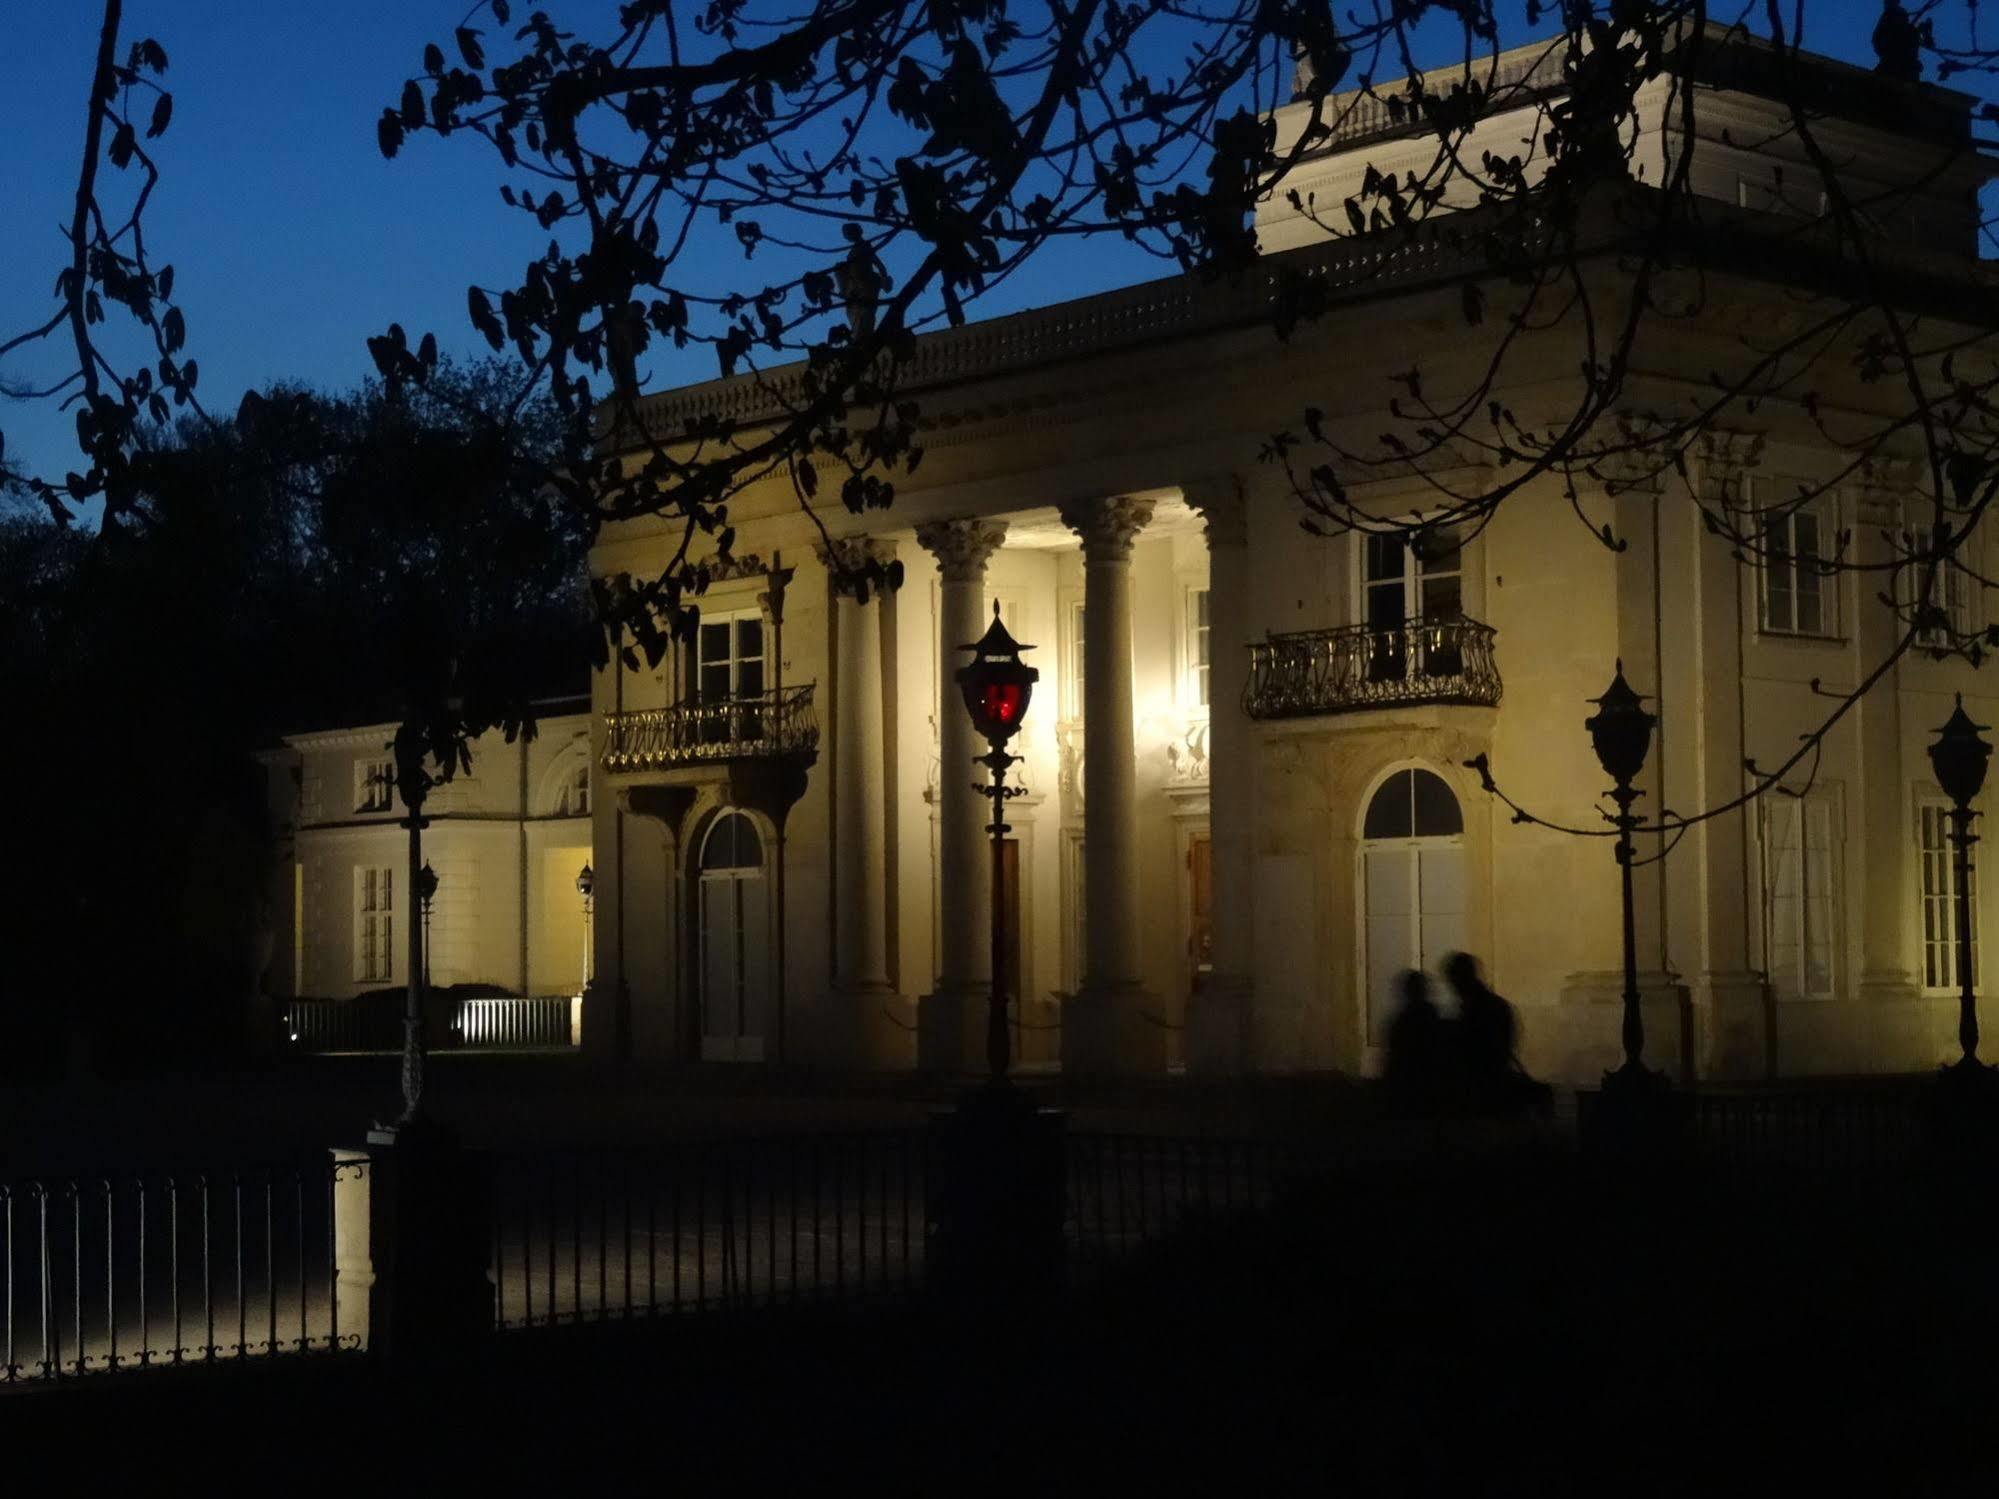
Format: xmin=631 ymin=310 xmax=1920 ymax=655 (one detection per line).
xmin=603 ymin=684 xmax=819 ymax=771
xmin=1244 ymin=617 xmax=1501 ymax=720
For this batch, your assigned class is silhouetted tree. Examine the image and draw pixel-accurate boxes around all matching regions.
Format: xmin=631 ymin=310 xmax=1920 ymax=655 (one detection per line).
xmin=0 ymin=363 xmax=589 ymax=1075
xmin=9 ymin=0 xmax=1999 ymax=885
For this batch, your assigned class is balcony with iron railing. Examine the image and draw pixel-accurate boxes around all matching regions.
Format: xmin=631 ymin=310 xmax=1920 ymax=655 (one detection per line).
xmin=602 ymin=684 xmax=820 ymax=772
xmin=1244 ymin=617 xmax=1501 ymax=720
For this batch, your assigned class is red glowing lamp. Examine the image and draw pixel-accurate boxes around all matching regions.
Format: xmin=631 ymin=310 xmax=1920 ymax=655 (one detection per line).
xmin=956 ymin=603 xmax=1038 ymax=748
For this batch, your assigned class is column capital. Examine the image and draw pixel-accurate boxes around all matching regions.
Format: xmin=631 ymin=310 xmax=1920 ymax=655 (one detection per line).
xmin=1694 ymin=429 xmax=1765 ymax=505
xmin=1855 ymin=454 xmax=1923 ymax=526
xmin=817 ymin=535 xmax=900 ymax=601
xmin=1598 ymin=411 xmax=1671 ymax=496
xmin=1059 ymin=495 xmax=1155 ymax=563
xmin=914 ymin=517 xmax=1008 ymax=583
xmin=1180 ymin=477 xmax=1248 ymax=548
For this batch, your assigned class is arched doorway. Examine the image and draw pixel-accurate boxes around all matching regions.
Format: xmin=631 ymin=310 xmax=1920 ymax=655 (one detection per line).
xmin=698 ymin=809 xmax=769 ymax=1061
xmin=1361 ymin=767 xmax=1466 ymax=1044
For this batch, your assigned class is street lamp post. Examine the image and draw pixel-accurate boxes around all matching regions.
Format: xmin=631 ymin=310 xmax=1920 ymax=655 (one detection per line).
xmin=576 ymin=862 xmax=595 ymax=994
xmin=417 ymin=861 xmax=439 ymax=991
xmin=933 ymin=600 xmax=1062 ymax=1313
xmin=1927 ymin=696 xmax=1992 ymax=1079
xmin=1585 ymin=660 xmax=1667 ymax=1100
xmin=955 ymin=602 xmax=1039 ymax=1083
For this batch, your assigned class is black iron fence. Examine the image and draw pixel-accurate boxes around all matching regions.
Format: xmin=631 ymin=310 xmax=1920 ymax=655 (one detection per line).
xmin=1686 ymin=1081 xmax=1935 ymax=1168
xmin=1066 ymin=1133 xmax=1298 ymax=1267
xmin=601 ymin=684 xmax=820 ymax=771
xmin=286 ymin=995 xmax=578 ymax=1053
xmin=1244 ymin=616 xmax=1502 ymax=720
xmin=487 ymin=1133 xmax=927 ymax=1327
xmin=484 ymin=1130 xmax=1301 ymax=1330
xmin=1 ymin=1157 xmax=365 ymax=1383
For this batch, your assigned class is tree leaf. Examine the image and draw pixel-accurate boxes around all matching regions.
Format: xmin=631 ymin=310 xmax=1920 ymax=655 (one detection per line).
xmin=146 ymin=93 xmax=173 ymax=139
xmin=456 ymin=27 xmax=486 ymax=70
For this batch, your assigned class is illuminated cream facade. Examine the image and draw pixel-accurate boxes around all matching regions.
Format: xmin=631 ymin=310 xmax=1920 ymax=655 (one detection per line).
xmin=266 ymin=709 xmax=596 ymax=1006
xmin=580 ymin=34 xmax=1999 ymax=1085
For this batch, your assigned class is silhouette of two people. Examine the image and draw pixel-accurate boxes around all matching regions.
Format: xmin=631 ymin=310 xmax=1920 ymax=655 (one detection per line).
xmin=1384 ymin=953 xmax=1551 ymax=1121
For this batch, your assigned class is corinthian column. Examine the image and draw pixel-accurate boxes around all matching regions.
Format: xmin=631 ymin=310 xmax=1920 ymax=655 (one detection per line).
xmin=1855 ymin=457 xmax=1920 ymax=1006
xmin=913 ymin=517 xmax=1008 ymax=1071
xmin=1182 ymin=478 xmax=1253 ymax=1074
xmin=821 ymin=536 xmax=905 ymax=1066
xmin=1060 ymin=495 xmax=1161 ymax=1075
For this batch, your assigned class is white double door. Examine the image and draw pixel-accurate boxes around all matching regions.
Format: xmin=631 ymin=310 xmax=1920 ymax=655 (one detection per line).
xmin=699 ymin=868 xmax=769 ymax=1061
xmin=1363 ymin=840 xmax=1467 ymax=1044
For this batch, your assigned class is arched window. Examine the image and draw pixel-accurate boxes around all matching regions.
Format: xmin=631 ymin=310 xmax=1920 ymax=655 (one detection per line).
xmin=701 ymin=811 xmax=764 ymax=871
xmin=1361 ymin=768 xmax=1466 ymax=1044
xmin=1362 ymin=768 xmax=1463 ymax=840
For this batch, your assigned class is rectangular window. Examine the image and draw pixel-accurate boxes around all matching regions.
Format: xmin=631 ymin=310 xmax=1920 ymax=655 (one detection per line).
xmin=1761 ymin=794 xmax=1838 ymax=999
xmin=1903 ymin=518 xmax=1975 ymax=651
xmin=355 ymin=865 xmax=394 ymax=984
xmin=1187 ymin=587 xmax=1211 ymax=708
xmin=1360 ymin=528 xmax=1463 ymax=681
xmin=1064 ymin=601 xmax=1086 ymax=720
xmin=1757 ymin=486 xmax=1838 ymax=637
xmin=355 ymin=757 xmax=394 ymax=813
xmin=565 ymin=761 xmax=591 ymax=817
xmin=1919 ymin=802 xmax=1979 ymax=992
xmin=696 ymin=609 xmax=767 ymax=742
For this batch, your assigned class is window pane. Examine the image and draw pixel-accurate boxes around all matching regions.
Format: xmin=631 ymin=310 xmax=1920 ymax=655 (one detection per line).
xmin=700 ymin=664 xmax=731 ymax=700
xmin=1796 ymin=569 xmax=1824 ymax=635
xmin=1364 ymin=771 xmax=1414 ymax=840
xmin=737 ymin=659 xmax=765 ymax=698
xmin=1420 ymin=574 xmax=1462 ymax=622
xmin=1412 ymin=770 xmax=1463 ymax=837
xmin=1366 ymin=581 xmax=1405 ymax=630
xmin=736 ymin=618 xmax=763 ymax=662
xmin=1765 ymin=569 xmax=1794 ymax=632
xmin=700 ymin=620 xmax=729 ymax=665
xmin=1365 ymin=535 xmax=1405 ymax=585
xmin=1414 ymin=528 xmax=1461 ymax=576
xmin=1794 ymin=511 xmax=1820 ymax=565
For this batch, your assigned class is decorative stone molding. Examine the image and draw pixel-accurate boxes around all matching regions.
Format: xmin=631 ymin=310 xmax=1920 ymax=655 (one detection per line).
xmin=1181 ymin=477 xmax=1248 ymax=548
xmin=1058 ymin=495 xmax=1155 ymax=562
xmin=1165 ymin=718 xmax=1211 ymax=785
xmin=703 ymin=552 xmax=774 ymax=583
xmin=1694 ymin=430 xmax=1766 ymax=507
xmin=1599 ymin=412 xmax=1670 ymax=496
xmin=913 ymin=517 xmax=1008 ymax=583
xmin=1855 ymin=455 xmax=1923 ymax=527
xmin=816 ymin=535 xmax=898 ymax=601
xmin=1055 ymin=721 xmax=1084 ymax=802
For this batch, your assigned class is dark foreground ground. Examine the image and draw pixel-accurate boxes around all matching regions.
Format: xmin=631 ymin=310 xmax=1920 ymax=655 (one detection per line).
xmin=14 ymin=1144 xmax=1998 ymax=1493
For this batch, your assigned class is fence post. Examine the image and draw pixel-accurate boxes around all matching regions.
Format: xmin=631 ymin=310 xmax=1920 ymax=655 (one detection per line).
xmin=346 ymin=1120 xmax=493 ymax=1364
xmin=329 ymin=1148 xmax=373 ymax=1351
xmin=927 ymin=1086 xmax=1067 ymax=1312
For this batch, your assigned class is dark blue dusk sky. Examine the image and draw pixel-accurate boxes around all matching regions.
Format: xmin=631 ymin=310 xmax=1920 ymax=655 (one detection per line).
xmin=0 ymin=3 xmax=1958 ymax=490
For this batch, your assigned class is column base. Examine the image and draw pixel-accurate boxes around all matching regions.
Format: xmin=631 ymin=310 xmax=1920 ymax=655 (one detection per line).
xmin=1540 ymin=971 xmax=1693 ymax=1085
xmin=918 ymin=983 xmax=989 ymax=1074
xmin=1690 ymin=971 xmax=1772 ymax=1082
xmin=1185 ymin=975 xmax=1253 ymax=1076
xmin=840 ymin=983 xmax=914 ymax=1070
xmin=1858 ymin=969 xmax=1921 ymax=1005
xmin=1061 ymin=983 xmax=1166 ymax=1076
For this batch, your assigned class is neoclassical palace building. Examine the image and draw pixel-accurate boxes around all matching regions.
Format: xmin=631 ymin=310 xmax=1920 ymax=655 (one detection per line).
xmin=276 ymin=29 xmax=1999 ymax=1083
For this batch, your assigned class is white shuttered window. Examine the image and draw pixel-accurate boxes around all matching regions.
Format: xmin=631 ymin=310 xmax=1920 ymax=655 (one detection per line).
xmin=1761 ymin=795 xmax=1837 ymax=999
xmin=355 ymin=865 xmax=394 ymax=983
xmin=1919 ymin=802 xmax=1979 ymax=992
